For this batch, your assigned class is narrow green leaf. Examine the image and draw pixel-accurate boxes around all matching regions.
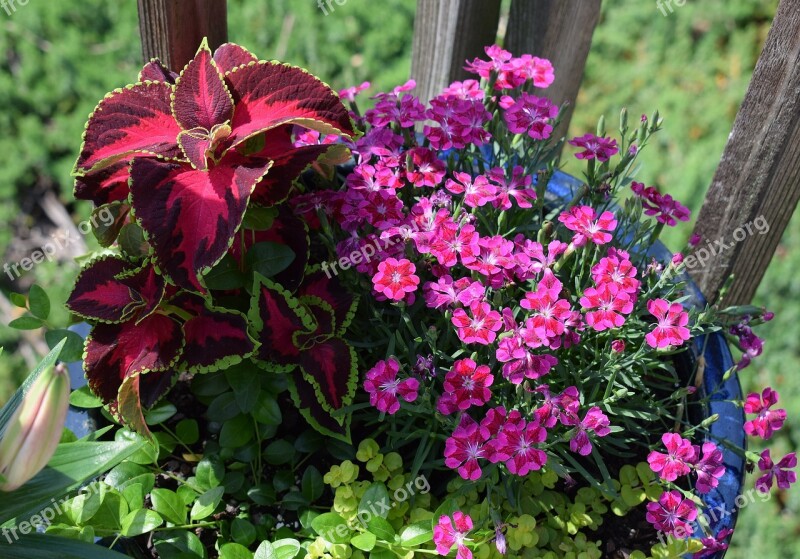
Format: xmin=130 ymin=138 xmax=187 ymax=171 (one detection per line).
xmin=9 ymin=316 xmax=44 ymax=330
xmin=0 ymin=534 xmax=131 ymax=558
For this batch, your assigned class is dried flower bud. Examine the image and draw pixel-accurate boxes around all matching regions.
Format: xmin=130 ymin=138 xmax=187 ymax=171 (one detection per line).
xmin=0 ymin=364 xmax=70 ymax=491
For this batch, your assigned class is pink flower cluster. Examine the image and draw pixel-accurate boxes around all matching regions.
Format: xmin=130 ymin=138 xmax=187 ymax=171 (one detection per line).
xmin=744 ymin=387 xmax=787 ymax=439
xmin=632 ymin=181 xmax=691 ymax=226
xmin=363 ymin=358 xmax=420 ymax=414
xmin=647 ymin=433 xmax=726 ymax=495
xmin=465 ymin=45 xmax=555 ymax=90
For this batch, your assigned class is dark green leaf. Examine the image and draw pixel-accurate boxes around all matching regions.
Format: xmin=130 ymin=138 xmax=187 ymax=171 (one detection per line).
xmin=45 ymin=329 xmax=87 ymax=363
xmin=219 ymin=543 xmax=253 ymax=559
xmin=351 ymin=533 xmax=377 ymax=552
xmin=190 ymin=486 xmax=224 ymax=520
xmin=151 ymin=488 xmax=187 ymax=525
xmin=9 ymin=316 xmax=44 ymax=330
xmin=243 ymin=206 xmax=279 ymax=231
xmin=220 ymin=414 xmax=254 ymax=448
xmin=264 ymin=440 xmax=295 ymax=465
xmin=359 ymin=483 xmax=391 ymax=520
xmin=311 ymin=512 xmax=351 ymax=543
xmin=302 ymin=466 xmax=324 ymax=502
xmin=68 ymin=385 xmax=104 ymax=409
xmin=9 ymin=292 xmax=27 ymax=308
xmin=231 ymin=518 xmax=257 ymax=546
xmin=204 ymin=254 xmax=247 ymax=291
xmin=367 ymin=517 xmax=395 ymax=541
xmin=176 ymin=419 xmax=200 ymax=445
xmin=28 ymin=284 xmax=50 ymax=320
xmin=145 ymin=402 xmax=177 ymax=425
xmin=195 ymin=456 xmax=225 ymax=491
xmin=245 ymin=242 xmax=295 ymax=278
xmin=118 ymin=223 xmax=149 ymax=259
xmin=121 ymin=509 xmax=163 ymax=537
xmin=253 ymin=394 xmax=281 ymax=425
xmin=225 ymin=363 xmax=262 ymax=413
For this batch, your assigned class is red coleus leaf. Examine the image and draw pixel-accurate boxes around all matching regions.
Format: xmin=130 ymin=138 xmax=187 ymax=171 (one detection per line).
xmin=171 ymin=292 xmax=257 ymax=373
xmin=139 ymin=58 xmax=178 ymax=83
xmin=74 ymin=82 xmax=182 ymax=175
xmin=249 ymin=277 xmax=315 ymax=370
xmin=213 ymin=43 xmax=258 ymax=74
xmin=288 ymin=369 xmax=352 ymax=443
xmin=298 ymin=270 xmax=357 ymax=336
xmin=84 ymin=313 xmax=183 ymax=408
xmin=129 ymin=154 xmax=273 ymax=293
xmin=225 ymin=61 xmax=355 ymax=150
xmin=66 ymin=256 xmax=164 ymax=323
xmin=250 ymin=276 xmax=357 ymax=442
xmin=172 ymin=40 xmax=234 ymax=132
xmin=74 ymin=158 xmax=131 ymax=205
xmin=296 ymin=336 xmax=357 ymax=412
xmin=250 ymin=140 xmax=332 ymax=205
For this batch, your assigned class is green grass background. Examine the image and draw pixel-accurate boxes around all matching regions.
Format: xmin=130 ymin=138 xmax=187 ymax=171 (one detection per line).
xmin=0 ymin=0 xmax=796 ymax=556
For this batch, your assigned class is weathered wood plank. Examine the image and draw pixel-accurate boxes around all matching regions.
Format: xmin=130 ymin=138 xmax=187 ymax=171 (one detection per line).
xmin=137 ymin=0 xmax=228 ymax=69
xmin=411 ymin=0 xmax=502 ymax=104
xmin=690 ymin=0 xmax=800 ymax=305
xmin=505 ymin=0 xmax=602 ymax=139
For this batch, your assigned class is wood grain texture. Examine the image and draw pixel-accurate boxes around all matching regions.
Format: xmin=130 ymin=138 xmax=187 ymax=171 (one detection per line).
xmin=505 ymin=0 xmax=602 ymax=139
xmin=411 ymin=0 xmax=502 ymax=104
xmin=690 ymin=0 xmax=800 ymax=305
xmin=137 ymin=0 xmax=228 ymax=69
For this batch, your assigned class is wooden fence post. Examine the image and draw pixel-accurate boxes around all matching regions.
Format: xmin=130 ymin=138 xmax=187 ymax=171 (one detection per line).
xmin=690 ymin=0 xmax=800 ymax=305
xmin=137 ymin=0 xmax=228 ymax=69
xmin=505 ymin=0 xmax=602 ymax=140
xmin=410 ymin=0 xmax=502 ymax=104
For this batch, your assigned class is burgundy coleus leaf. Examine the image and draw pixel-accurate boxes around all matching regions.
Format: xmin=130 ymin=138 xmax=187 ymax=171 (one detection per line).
xmin=294 ymin=297 xmax=336 ymax=348
xmin=172 ymin=39 xmax=234 ymax=132
xmin=295 ymin=335 xmax=357 ymax=413
xmin=139 ymin=58 xmax=178 ymax=83
xmin=74 ymin=82 xmax=182 ymax=175
xmin=298 ymin=269 xmax=357 ymax=335
xmin=249 ymin=276 xmax=315 ymax=370
xmin=129 ymin=153 xmax=273 ymax=293
xmin=213 ymin=43 xmax=258 ymax=74
xmin=288 ymin=370 xmax=352 ymax=443
xmin=85 ymin=313 xmax=183 ymax=433
xmin=74 ymin=158 xmax=131 ymax=205
xmin=249 ymin=144 xmax=330 ymax=205
xmin=66 ymin=256 xmax=164 ymax=323
xmin=171 ymin=292 xmax=256 ymax=373
xmin=224 ymin=61 xmax=355 ymax=150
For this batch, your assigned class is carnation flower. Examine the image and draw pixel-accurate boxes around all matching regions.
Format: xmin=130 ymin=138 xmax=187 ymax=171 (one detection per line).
xmin=568 ymin=407 xmax=611 ymax=456
xmin=558 ymin=206 xmax=617 ymax=246
xmin=580 ymin=283 xmax=634 ymax=331
xmin=645 ymin=299 xmax=690 ymax=349
xmin=434 ymin=512 xmax=473 ymax=559
xmin=756 ymin=449 xmax=797 ymax=492
xmin=744 ymin=387 xmax=787 ymax=439
xmin=693 ymin=441 xmax=726 ymax=494
xmin=486 ymin=418 xmax=548 ymax=475
xmin=451 ymin=301 xmax=503 ymax=345
xmin=646 ymin=490 xmax=698 ymax=537
xmin=372 ymin=258 xmax=420 ymax=301
xmin=568 ymin=133 xmax=619 ymax=162
xmin=438 ymin=358 xmax=494 ymax=412
xmin=363 ymin=358 xmax=420 ymax=414
xmin=444 ymin=415 xmax=486 ymax=481
xmin=647 ymin=433 xmax=697 ymax=482
xmin=502 ymin=93 xmax=558 ymax=139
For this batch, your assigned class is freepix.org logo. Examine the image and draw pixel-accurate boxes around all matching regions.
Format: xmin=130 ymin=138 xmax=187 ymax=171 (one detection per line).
xmin=1 ymin=0 xmax=30 ymax=17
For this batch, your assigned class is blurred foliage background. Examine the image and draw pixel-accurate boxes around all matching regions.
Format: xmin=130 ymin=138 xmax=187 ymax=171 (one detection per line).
xmin=0 ymin=0 xmax=796 ymax=556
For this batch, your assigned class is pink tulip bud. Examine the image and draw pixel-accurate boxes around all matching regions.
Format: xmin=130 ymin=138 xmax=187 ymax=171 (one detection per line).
xmin=0 ymin=364 xmax=70 ymax=491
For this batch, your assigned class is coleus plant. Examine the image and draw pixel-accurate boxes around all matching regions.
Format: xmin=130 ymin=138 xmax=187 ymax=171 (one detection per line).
xmin=67 ymin=40 xmax=361 ymax=440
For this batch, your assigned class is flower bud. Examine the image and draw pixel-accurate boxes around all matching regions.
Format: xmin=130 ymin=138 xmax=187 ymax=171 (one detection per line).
xmin=0 ymin=363 xmax=70 ymax=491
